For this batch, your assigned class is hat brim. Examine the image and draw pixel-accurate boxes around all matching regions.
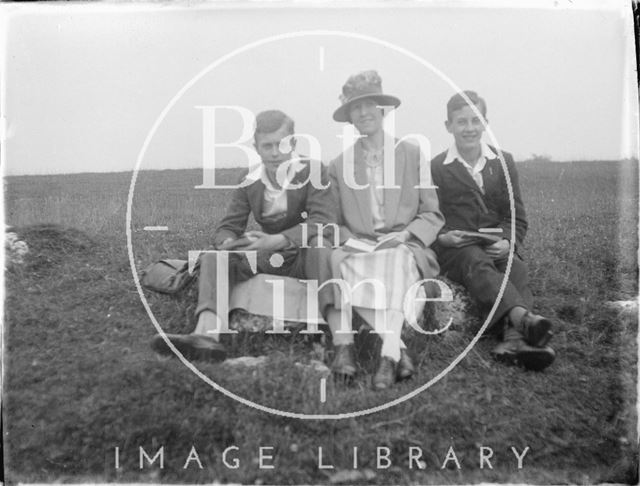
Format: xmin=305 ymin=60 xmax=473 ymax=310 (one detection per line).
xmin=332 ymin=93 xmax=401 ymax=122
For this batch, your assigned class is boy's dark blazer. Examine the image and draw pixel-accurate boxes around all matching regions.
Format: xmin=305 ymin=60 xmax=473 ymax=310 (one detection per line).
xmin=213 ymin=159 xmax=335 ymax=248
xmin=430 ymin=146 xmax=528 ymax=249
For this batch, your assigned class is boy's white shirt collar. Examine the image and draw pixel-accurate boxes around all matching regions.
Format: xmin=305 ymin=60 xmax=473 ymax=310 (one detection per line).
xmin=443 ymin=141 xmax=498 ymax=168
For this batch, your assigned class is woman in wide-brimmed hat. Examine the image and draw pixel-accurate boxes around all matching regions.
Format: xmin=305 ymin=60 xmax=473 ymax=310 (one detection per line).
xmin=322 ymin=70 xmax=444 ymax=390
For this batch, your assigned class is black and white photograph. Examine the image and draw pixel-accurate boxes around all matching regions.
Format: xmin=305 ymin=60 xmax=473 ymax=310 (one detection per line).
xmin=2 ymin=0 xmax=639 ymax=484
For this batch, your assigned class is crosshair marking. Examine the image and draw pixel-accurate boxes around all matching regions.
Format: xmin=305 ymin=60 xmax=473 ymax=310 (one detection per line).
xmin=320 ymin=378 xmax=327 ymax=403
xmin=143 ymin=226 xmax=169 ymax=231
xmin=269 ymin=253 xmax=285 ymax=268
xmin=318 ymin=46 xmax=325 ymax=72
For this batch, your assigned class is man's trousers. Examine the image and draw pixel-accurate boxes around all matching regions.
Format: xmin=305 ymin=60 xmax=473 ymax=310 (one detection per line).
xmin=436 ymin=244 xmax=534 ymax=326
xmin=195 ymin=246 xmax=333 ymax=317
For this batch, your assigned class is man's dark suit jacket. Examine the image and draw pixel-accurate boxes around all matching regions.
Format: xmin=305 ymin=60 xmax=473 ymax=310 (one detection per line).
xmin=212 ymin=160 xmax=335 ymax=248
xmin=431 ymin=147 xmax=528 ymax=249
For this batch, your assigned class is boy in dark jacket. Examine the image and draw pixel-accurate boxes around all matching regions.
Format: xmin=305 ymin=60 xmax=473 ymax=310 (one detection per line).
xmin=431 ymin=91 xmax=555 ymax=371
xmin=150 ymin=110 xmax=335 ymax=362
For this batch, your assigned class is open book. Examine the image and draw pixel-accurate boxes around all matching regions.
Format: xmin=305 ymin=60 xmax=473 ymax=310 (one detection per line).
xmin=458 ymin=229 xmax=503 ymax=245
xmin=343 ymin=236 xmax=402 ymax=253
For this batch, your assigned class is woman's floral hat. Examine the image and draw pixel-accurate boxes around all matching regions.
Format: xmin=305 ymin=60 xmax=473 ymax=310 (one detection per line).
xmin=332 ymin=70 xmax=401 ymax=122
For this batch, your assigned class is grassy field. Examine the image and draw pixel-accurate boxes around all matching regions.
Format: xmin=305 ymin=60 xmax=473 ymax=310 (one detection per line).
xmin=3 ymin=160 xmax=638 ymax=484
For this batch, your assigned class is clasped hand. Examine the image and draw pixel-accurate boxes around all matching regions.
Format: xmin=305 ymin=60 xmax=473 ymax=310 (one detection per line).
xmin=484 ymin=238 xmax=510 ymax=260
xmin=218 ymin=231 xmax=288 ymax=251
xmin=437 ymin=230 xmax=470 ymax=248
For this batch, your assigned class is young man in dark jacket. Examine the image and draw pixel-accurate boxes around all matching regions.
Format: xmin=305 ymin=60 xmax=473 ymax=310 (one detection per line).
xmin=431 ymin=91 xmax=555 ymax=371
xmin=151 ymin=110 xmax=335 ymax=362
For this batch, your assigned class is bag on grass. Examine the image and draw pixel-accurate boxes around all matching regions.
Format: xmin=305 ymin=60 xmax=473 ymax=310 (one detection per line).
xmin=140 ymin=259 xmax=196 ymax=294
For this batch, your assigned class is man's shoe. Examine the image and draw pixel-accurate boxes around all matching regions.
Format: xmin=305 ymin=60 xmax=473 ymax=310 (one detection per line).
xmin=517 ymin=311 xmax=553 ymax=347
xmin=150 ymin=334 xmax=227 ymax=362
xmin=373 ymin=357 xmax=397 ymax=390
xmin=396 ymin=349 xmax=415 ymax=381
xmin=331 ymin=344 xmax=357 ymax=382
xmin=491 ymin=338 xmax=555 ymax=371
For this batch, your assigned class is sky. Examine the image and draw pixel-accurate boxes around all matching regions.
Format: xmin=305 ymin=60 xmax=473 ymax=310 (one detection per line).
xmin=1 ymin=0 xmax=638 ymax=175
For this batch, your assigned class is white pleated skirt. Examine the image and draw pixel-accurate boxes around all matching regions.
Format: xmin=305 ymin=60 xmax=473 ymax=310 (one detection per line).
xmin=331 ymin=245 xmax=422 ymax=313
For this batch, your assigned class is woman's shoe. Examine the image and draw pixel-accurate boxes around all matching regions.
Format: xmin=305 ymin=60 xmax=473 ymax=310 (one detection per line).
xmin=373 ymin=357 xmax=397 ymax=390
xmin=331 ymin=344 xmax=357 ymax=383
xmin=396 ymin=349 xmax=415 ymax=381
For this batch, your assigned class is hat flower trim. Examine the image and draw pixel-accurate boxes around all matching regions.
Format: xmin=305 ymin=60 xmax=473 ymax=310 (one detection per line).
xmin=339 ymin=70 xmax=382 ymax=103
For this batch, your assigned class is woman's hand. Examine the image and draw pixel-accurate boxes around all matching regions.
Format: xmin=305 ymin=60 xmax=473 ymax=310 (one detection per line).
xmin=378 ymin=230 xmax=411 ymax=244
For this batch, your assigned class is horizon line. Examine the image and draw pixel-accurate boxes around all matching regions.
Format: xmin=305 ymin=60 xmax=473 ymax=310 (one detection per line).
xmin=4 ymin=157 xmax=638 ymax=178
